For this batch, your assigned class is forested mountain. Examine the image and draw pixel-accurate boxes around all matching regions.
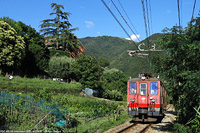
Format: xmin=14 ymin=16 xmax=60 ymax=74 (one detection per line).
xmin=80 ymin=33 xmax=164 ymax=77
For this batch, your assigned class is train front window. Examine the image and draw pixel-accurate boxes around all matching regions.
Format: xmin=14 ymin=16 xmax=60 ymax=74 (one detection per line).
xmin=129 ymin=82 xmax=137 ymax=95
xmin=140 ymin=83 xmax=147 ymax=95
xmin=150 ymin=82 xmax=158 ymax=95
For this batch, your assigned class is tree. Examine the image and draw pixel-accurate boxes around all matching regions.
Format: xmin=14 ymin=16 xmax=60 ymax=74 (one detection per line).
xmin=48 ymin=56 xmax=75 ymax=80
xmin=152 ymin=16 xmax=200 ymax=125
xmin=0 ymin=17 xmax=44 ymax=47
xmin=100 ymin=68 xmax=128 ymax=100
xmin=98 ymin=57 xmax=110 ymax=68
xmin=0 ymin=21 xmax=25 ymax=73
xmin=71 ymin=55 xmax=103 ymax=89
xmin=40 ymin=3 xmax=80 ymax=51
xmin=0 ymin=17 xmax=48 ymax=76
xmin=22 ymin=44 xmax=49 ymax=76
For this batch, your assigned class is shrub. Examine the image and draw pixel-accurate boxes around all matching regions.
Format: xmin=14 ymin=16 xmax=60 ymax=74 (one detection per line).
xmin=103 ymin=89 xmax=123 ymax=101
xmin=48 ymin=56 xmax=75 ymax=80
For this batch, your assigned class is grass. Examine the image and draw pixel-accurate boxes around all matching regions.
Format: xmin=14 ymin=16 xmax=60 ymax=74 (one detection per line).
xmin=0 ymin=76 xmax=129 ymax=132
xmin=0 ymin=76 xmax=82 ymax=94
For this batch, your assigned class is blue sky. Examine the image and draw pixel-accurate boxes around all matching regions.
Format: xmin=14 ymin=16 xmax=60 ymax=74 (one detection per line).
xmin=0 ymin=0 xmax=199 ymax=41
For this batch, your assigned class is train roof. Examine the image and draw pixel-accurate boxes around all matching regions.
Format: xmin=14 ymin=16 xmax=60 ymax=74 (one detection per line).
xmin=128 ymin=77 xmax=160 ymax=81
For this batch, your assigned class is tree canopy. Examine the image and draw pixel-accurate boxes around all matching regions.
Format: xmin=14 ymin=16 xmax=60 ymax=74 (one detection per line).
xmin=152 ymin=16 xmax=200 ymax=129
xmin=0 ymin=21 xmax=25 ymax=73
xmin=71 ymin=55 xmax=103 ymax=89
xmin=40 ymin=3 xmax=80 ymax=52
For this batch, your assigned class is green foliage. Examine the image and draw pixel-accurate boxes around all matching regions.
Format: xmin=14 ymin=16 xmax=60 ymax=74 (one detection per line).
xmin=103 ymin=89 xmax=123 ymax=101
xmin=0 ymin=17 xmax=48 ymax=76
xmin=40 ymin=3 xmax=80 ymax=52
xmin=33 ymin=88 xmax=54 ymax=102
xmin=71 ymin=55 xmax=103 ymax=89
xmin=24 ymin=44 xmax=49 ymax=75
xmin=0 ymin=17 xmax=44 ymax=46
xmin=0 ymin=76 xmax=82 ymax=94
xmin=98 ymin=57 xmax=110 ymax=68
xmin=0 ymin=21 xmax=25 ymax=73
xmin=173 ymin=123 xmax=188 ymax=133
xmin=80 ymin=34 xmax=164 ymax=77
xmin=100 ymin=68 xmax=128 ymax=98
xmin=48 ymin=56 xmax=75 ymax=80
xmin=54 ymin=94 xmax=118 ymax=117
xmin=186 ymin=106 xmax=200 ymax=133
xmin=49 ymin=49 xmax=70 ymax=57
xmin=152 ymin=16 xmax=200 ymax=125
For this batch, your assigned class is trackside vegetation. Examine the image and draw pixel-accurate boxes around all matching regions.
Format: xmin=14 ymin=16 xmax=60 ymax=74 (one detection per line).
xmin=152 ymin=15 xmax=200 ymax=132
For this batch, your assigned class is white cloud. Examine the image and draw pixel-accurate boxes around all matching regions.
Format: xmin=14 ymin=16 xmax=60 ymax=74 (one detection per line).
xmin=126 ymin=34 xmax=140 ymax=41
xmin=85 ymin=21 xmax=94 ymax=29
xmin=97 ymin=32 xmax=101 ymax=35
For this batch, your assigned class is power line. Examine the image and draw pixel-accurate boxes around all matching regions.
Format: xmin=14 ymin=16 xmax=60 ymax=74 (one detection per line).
xmin=145 ymin=0 xmax=151 ymax=39
xmin=100 ymin=0 xmax=139 ymax=50
xmin=117 ymin=0 xmax=140 ymax=40
xmin=110 ymin=0 xmax=141 ymax=42
xmin=148 ymin=0 xmax=153 ymax=35
xmin=191 ymin=0 xmax=197 ymax=20
xmin=141 ymin=0 xmax=151 ymax=49
xmin=177 ymin=0 xmax=181 ymax=30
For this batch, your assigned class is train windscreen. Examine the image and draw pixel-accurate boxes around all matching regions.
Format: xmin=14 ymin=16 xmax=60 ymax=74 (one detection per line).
xmin=150 ymin=82 xmax=158 ymax=95
xmin=129 ymin=82 xmax=137 ymax=95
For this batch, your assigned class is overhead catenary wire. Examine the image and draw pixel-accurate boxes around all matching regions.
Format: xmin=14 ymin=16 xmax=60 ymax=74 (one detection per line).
xmin=148 ymin=0 xmax=153 ymax=34
xmin=101 ymin=0 xmax=139 ymax=50
xmin=110 ymin=0 xmax=141 ymax=42
xmin=117 ymin=0 xmax=141 ymax=41
xmin=177 ymin=0 xmax=181 ymax=31
xmin=191 ymin=0 xmax=197 ymax=20
xmin=141 ymin=0 xmax=151 ymax=49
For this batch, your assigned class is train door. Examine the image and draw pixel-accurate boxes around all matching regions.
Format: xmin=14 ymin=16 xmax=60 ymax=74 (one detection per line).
xmin=138 ymin=82 xmax=148 ymax=107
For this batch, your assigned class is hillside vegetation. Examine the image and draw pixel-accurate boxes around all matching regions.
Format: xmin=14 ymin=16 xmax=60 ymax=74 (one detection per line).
xmin=80 ymin=33 xmax=164 ymax=77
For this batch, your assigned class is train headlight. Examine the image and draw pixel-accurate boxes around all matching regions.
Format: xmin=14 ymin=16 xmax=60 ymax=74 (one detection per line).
xmin=130 ymin=99 xmax=135 ymax=102
xmin=152 ymin=99 xmax=155 ymax=103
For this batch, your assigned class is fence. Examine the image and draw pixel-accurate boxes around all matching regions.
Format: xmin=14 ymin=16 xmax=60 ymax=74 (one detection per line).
xmin=0 ymin=90 xmax=68 ymax=131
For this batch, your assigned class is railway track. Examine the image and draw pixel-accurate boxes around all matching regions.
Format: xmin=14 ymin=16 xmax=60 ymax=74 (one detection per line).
xmin=117 ymin=105 xmax=173 ymax=133
xmin=118 ymin=123 xmax=153 ymax=133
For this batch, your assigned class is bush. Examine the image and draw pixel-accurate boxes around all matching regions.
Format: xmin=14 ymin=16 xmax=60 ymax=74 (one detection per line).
xmin=103 ymin=89 xmax=123 ymax=101
xmin=100 ymin=68 xmax=128 ymax=99
xmin=48 ymin=56 xmax=75 ymax=80
xmin=49 ymin=49 xmax=70 ymax=57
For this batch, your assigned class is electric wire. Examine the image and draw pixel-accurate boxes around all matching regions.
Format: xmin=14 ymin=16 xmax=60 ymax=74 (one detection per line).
xmin=110 ymin=0 xmax=141 ymax=42
xmin=141 ymin=0 xmax=152 ymax=65
xmin=141 ymin=0 xmax=150 ymax=49
xmin=145 ymin=0 xmax=151 ymax=64
xmin=177 ymin=0 xmax=181 ymax=31
xmin=117 ymin=0 xmax=140 ymax=41
xmin=101 ymin=0 xmax=139 ymax=50
xmin=145 ymin=0 xmax=151 ymax=41
xmin=191 ymin=0 xmax=197 ymax=20
xmin=148 ymin=0 xmax=153 ymax=34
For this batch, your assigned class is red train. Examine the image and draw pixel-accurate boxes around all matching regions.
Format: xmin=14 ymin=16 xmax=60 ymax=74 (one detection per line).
xmin=127 ymin=73 xmax=167 ymax=121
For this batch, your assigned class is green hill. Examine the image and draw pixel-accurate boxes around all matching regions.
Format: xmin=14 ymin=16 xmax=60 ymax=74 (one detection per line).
xmin=80 ymin=34 xmax=164 ymax=77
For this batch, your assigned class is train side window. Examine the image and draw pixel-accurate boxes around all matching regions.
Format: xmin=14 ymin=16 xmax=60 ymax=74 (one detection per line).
xmin=129 ymin=82 xmax=137 ymax=95
xmin=140 ymin=83 xmax=147 ymax=95
xmin=150 ymin=82 xmax=158 ymax=95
